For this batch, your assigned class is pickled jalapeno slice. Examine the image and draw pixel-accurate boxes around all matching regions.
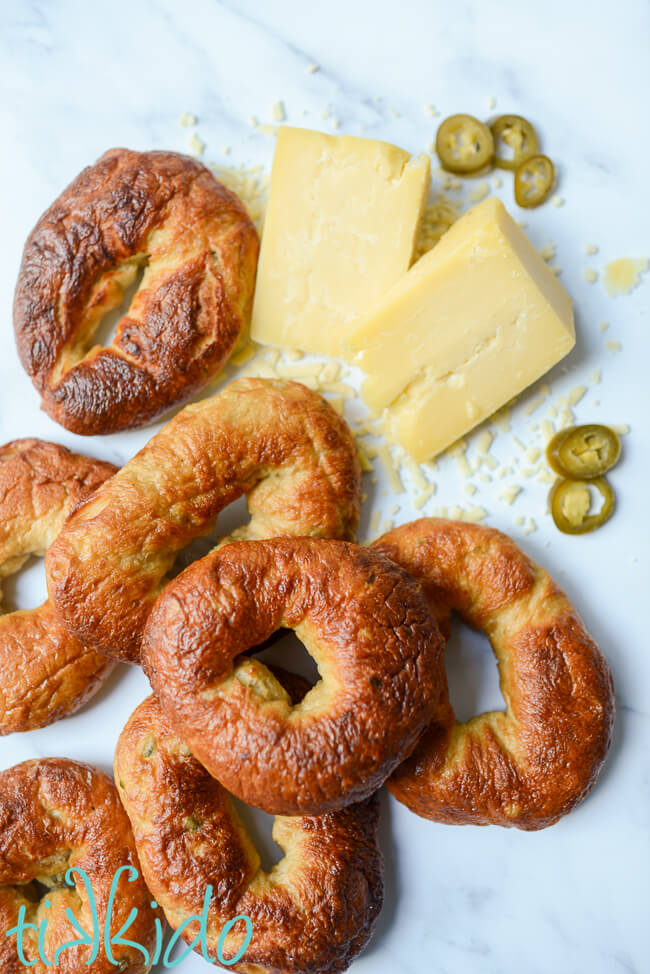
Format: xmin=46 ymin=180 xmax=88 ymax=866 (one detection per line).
xmin=490 ymin=114 xmax=540 ymax=171
xmin=549 ymin=477 xmax=615 ymax=535
xmin=435 ymin=114 xmax=495 ymax=174
xmin=514 ymin=154 xmax=555 ymax=207
xmin=546 ymin=425 xmax=621 ymax=479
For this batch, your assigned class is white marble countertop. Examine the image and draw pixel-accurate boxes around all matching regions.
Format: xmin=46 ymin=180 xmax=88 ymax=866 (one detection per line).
xmin=0 ymin=1 xmax=648 ymax=972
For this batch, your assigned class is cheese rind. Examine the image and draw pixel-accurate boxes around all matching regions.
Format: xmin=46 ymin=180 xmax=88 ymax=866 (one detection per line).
xmin=250 ymin=126 xmax=430 ymax=357
xmin=347 ymin=198 xmax=575 ymax=461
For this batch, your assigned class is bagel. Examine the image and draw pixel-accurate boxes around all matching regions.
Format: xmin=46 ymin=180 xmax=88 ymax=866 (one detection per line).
xmin=0 ymin=758 xmax=155 ymax=973
xmin=0 ymin=440 xmax=116 ymax=734
xmin=13 ymin=148 xmax=259 ymax=435
xmin=372 ymin=518 xmax=615 ymax=830
xmin=141 ymin=537 xmax=445 ymax=815
xmin=46 ymin=378 xmax=362 ymax=664
xmin=114 ymin=692 xmax=384 ymax=974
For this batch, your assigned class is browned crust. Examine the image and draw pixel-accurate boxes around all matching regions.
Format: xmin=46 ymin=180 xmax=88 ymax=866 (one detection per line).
xmin=372 ymin=518 xmax=615 ymax=830
xmin=13 ymin=148 xmax=259 ymax=435
xmin=0 ymin=758 xmax=156 ymax=973
xmin=115 ymin=695 xmax=384 ymax=974
xmin=0 ymin=440 xmax=117 ymax=734
xmin=46 ymin=378 xmax=362 ymax=664
xmin=142 ymin=537 xmax=445 ymax=815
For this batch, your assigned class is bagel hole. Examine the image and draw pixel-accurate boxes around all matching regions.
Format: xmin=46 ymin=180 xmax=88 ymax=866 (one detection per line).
xmin=0 ymin=555 xmax=48 ymax=613
xmin=93 ymin=259 xmax=147 ymax=349
xmin=229 ymin=797 xmax=284 ymax=873
xmin=252 ymin=629 xmax=320 ymax=701
xmin=170 ymin=495 xmax=250 ymax=577
xmin=19 ymin=863 xmax=73 ymax=903
xmin=445 ymin=618 xmax=506 ymax=723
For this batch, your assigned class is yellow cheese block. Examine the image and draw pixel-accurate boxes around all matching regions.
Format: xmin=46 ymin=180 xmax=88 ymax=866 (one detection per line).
xmin=347 ymin=197 xmax=575 ymax=461
xmin=250 ymin=126 xmax=430 ymax=357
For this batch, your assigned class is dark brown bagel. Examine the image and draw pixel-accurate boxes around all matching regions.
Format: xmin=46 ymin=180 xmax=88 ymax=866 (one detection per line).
xmin=114 ymin=694 xmax=384 ymax=974
xmin=141 ymin=537 xmax=445 ymax=815
xmin=0 ymin=758 xmax=156 ymax=972
xmin=0 ymin=439 xmax=117 ymax=734
xmin=372 ymin=518 xmax=615 ymax=830
xmin=13 ymin=148 xmax=259 ymax=435
xmin=46 ymin=378 xmax=361 ymax=664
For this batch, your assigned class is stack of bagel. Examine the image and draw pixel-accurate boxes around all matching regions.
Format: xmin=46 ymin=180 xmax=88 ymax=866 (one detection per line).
xmin=0 ymin=150 xmax=615 ymax=974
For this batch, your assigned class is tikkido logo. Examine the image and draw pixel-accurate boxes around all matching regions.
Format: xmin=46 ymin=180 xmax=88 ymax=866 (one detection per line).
xmin=5 ymin=865 xmax=253 ymax=968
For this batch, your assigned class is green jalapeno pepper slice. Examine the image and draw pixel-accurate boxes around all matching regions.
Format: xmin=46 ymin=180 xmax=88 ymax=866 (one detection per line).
xmin=546 ymin=425 xmax=621 ymax=479
xmin=514 ymin=154 xmax=555 ymax=207
xmin=435 ymin=114 xmax=495 ymax=174
xmin=490 ymin=114 xmax=540 ymax=171
xmin=549 ymin=477 xmax=615 ymax=535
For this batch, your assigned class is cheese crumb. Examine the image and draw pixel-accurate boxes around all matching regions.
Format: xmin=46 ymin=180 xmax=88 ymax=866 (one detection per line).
xmin=591 ymin=368 xmax=602 ymax=383
xmin=271 ymin=100 xmax=286 ymax=122
xmin=492 ymin=175 xmax=503 ymax=189
xmin=551 ymin=195 xmax=564 ymax=208
xmin=523 ymin=518 xmax=537 ymax=535
xmin=525 ymin=447 xmax=540 ymax=463
xmin=307 ymin=63 xmax=320 ymax=74
xmin=499 ymin=485 xmax=521 ymax=505
xmin=583 ymin=243 xmax=598 ymax=255
xmin=413 ymin=484 xmax=436 ymax=510
xmin=606 ymin=341 xmax=622 ymax=353
xmin=464 ymin=483 xmax=477 ymax=497
xmin=541 ymin=420 xmax=555 ymax=443
xmin=486 ymin=95 xmax=496 ymax=110
xmin=469 ymin=181 xmax=490 ymax=203
xmin=425 ymin=104 xmax=440 ymax=118
xmin=402 ymin=456 xmax=429 ymax=492
xmin=603 ymin=257 xmax=649 ymax=296
xmin=187 ymin=133 xmax=205 ymax=157
xmin=179 ymin=112 xmax=197 ymax=127
xmin=319 ymin=362 xmax=340 ymax=383
xmin=465 ymin=506 xmax=488 ymax=523
xmin=368 ymin=510 xmax=382 ymax=537
xmin=357 ymin=444 xmax=373 ymax=473
xmin=476 ymin=431 xmax=494 ymax=454
xmin=610 ymin=423 xmax=630 ymax=435
xmin=568 ymin=385 xmax=587 ymax=407
xmin=600 ymin=321 xmax=609 ymax=332
xmin=376 ymin=445 xmax=404 ymax=494
xmin=540 ymin=243 xmax=556 ymax=262
xmin=584 ymin=268 xmax=598 ymax=283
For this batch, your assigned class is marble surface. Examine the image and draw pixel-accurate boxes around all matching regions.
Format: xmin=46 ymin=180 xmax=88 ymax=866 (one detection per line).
xmin=0 ymin=0 xmax=649 ymax=972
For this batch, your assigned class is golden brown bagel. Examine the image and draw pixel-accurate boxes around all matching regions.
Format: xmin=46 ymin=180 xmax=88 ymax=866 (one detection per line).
xmin=115 ymin=693 xmax=384 ymax=974
xmin=46 ymin=378 xmax=362 ymax=664
xmin=13 ymin=148 xmax=259 ymax=435
xmin=0 ymin=440 xmax=116 ymax=734
xmin=372 ymin=518 xmax=615 ymax=830
xmin=0 ymin=758 xmax=156 ymax=972
xmin=141 ymin=537 xmax=445 ymax=815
